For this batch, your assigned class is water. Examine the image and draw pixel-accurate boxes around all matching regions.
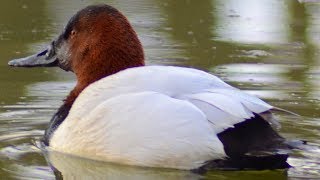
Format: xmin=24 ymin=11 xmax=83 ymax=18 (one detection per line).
xmin=0 ymin=0 xmax=319 ymax=179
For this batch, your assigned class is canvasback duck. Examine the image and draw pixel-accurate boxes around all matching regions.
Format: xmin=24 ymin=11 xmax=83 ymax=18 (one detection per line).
xmin=9 ymin=4 xmax=292 ymax=171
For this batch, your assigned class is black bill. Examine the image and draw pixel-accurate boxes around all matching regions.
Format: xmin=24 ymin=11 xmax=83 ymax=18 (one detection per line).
xmin=8 ymin=48 xmax=58 ymax=67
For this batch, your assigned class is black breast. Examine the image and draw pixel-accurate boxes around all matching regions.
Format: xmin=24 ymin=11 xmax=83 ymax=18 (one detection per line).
xmin=43 ymin=103 xmax=71 ymax=145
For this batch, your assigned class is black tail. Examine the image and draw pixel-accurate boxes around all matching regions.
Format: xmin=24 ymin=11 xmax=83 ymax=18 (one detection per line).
xmin=196 ymin=114 xmax=291 ymax=172
xmin=195 ymin=153 xmax=290 ymax=173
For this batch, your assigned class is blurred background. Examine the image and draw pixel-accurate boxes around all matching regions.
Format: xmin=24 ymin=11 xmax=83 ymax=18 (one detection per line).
xmin=0 ymin=0 xmax=319 ymax=179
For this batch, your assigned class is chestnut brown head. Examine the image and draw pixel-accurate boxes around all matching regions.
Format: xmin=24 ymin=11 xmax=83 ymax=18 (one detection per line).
xmin=9 ymin=4 xmax=145 ymax=83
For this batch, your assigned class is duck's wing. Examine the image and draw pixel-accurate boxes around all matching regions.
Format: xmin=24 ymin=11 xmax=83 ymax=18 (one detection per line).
xmin=178 ymin=88 xmax=278 ymax=133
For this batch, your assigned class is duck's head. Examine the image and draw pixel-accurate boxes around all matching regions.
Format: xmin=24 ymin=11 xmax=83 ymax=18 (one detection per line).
xmin=9 ymin=4 xmax=144 ymax=105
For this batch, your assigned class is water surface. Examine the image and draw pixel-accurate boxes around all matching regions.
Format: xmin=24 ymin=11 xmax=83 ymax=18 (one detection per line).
xmin=0 ymin=0 xmax=319 ymax=179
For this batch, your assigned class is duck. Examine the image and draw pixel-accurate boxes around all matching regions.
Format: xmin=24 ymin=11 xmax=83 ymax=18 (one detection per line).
xmin=8 ymin=4 xmax=293 ymax=171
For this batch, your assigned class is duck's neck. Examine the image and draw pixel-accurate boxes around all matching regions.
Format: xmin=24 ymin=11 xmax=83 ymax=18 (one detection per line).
xmin=64 ymin=82 xmax=87 ymax=108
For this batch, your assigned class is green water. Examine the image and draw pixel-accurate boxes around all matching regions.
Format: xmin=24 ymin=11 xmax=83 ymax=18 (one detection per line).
xmin=0 ymin=0 xmax=319 ymax=179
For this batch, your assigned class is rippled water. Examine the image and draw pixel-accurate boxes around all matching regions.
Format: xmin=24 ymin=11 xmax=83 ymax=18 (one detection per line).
xmin=0 ymin=0 xmax=319 ymax=179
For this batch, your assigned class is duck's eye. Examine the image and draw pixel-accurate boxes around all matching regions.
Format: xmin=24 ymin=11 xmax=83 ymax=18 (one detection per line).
xmin=71 ymin=30 xmax=76 ymax=37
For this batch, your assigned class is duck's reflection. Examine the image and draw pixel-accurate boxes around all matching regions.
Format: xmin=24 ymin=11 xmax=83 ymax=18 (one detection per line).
xmin=44 ymin=150 xmax=202 ymax=180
